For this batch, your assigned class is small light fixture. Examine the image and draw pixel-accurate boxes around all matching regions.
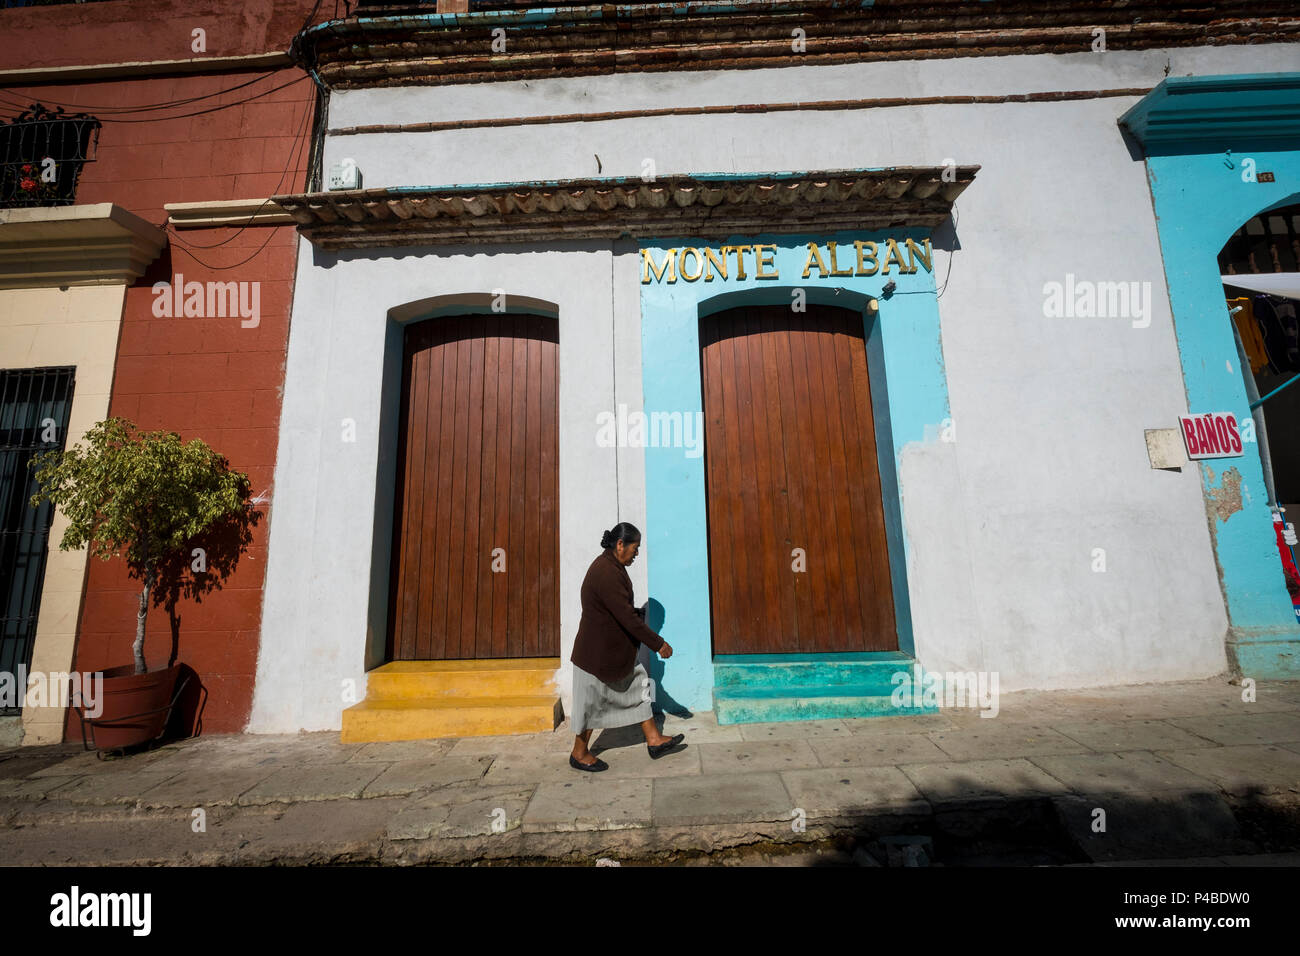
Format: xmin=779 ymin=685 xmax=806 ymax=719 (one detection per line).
xmin=881 ymin=279 xmax=897 ymax=297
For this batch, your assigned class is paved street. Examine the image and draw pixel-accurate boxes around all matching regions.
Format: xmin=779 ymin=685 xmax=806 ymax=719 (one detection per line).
xmin=3 ymin=677 xmax=1300 ymax=866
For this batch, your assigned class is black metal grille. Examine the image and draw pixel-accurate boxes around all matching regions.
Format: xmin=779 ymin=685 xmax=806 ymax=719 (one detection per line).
xmin=1220 ymin=203 xmax=1300 ymax=275
xmin=0 ymin=104 xmax=99 ymax=209
xmin=0 ymin=367 xmax=75 ymax=716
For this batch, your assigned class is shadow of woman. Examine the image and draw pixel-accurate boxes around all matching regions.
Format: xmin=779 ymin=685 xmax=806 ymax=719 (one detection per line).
xmin=642 ymin=596 xmax=692 ymax=722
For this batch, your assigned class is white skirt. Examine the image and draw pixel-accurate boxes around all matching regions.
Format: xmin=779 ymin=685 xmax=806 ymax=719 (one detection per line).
xmin=570 ymin=661 xmax=654 ymax=733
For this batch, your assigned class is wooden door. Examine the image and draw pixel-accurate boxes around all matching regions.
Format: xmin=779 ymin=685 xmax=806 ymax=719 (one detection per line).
xmin=701 ymin=304 xmax=897 ymax=654
xmin=387 ymin=314 xmax=559 ymax=660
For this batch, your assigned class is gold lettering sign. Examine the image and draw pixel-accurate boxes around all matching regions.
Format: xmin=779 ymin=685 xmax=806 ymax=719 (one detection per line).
xmin=642 ymin=239 xmax=933 ymax=283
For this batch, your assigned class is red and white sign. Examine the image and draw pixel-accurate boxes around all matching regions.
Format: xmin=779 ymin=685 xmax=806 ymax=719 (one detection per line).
xmin=1179 ymin=412 xmax=1244 ymax=460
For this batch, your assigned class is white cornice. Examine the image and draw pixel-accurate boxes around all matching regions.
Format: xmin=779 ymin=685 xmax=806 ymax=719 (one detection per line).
xmin=165 ymin=198 xmax=294 ymax=229
xmin=0 ymin=203 xmax=167 ymax=289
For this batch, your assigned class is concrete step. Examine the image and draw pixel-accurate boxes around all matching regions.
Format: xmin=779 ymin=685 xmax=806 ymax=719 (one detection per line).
xmin=341 ymin=695 xmax=563 ymax=743
xmin=713 ymin=683 xmax=937 ymax=724
xmin=342 ymin=658 xmax=563 ymax=742
xmin=713 ymin=652 xmax=916 ymax=692
xmin=365 ymin=659 xmax=560 ymax=700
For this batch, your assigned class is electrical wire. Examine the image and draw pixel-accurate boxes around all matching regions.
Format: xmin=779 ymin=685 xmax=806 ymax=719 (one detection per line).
xmin=164 ymin=104 xmax=313 ymax=266
xmin=0 ymin=70 xmax=280 ymax=116
xmin=936 ymin=202 xmax=957 ymax=300
xmin=166 ymin=215 xmax=281 ymax=271
xmin=163 ymin=89 xmax=314 ymax=252
xmin=0 ymin=0 xmax=328 ymax=120
xmin=0 ymin=0 xmax=329 ymax=117
xmin=0 ymin=2 xmax=331 ymax=270
xmin=0 ymin=74 xmax=310 ymax=124
xmin=884 ymin=203 xmax=958 ymax=299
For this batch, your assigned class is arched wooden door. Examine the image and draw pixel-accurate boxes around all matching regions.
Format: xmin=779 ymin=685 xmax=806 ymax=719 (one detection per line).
xmin=387 ymin=313 xmax=559 ymax=660
xmin=701 ymin=304 xmax=897 ymax=655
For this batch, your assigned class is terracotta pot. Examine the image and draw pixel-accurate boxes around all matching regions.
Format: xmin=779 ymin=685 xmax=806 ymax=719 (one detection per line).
xmin=84 ymin=663 xmax=181 ymax=751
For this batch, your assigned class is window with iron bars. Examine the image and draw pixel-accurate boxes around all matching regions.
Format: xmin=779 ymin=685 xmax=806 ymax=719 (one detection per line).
xmin=0 ymin=104 xmax=99 ymax=209
xmin=0 ymin=367 xmax=75 ymax=716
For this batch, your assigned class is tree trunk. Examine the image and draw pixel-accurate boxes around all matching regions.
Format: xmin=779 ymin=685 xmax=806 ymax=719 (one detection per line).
xmin=134 ymin=569 xmax=152 ymax=675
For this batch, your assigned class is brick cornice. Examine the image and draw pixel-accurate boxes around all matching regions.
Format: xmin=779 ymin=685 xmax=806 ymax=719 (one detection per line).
xmin=272 ymin=166 xmax=978 ymax=250
xmin=296 ymin=0 xmax=1300 ymax=90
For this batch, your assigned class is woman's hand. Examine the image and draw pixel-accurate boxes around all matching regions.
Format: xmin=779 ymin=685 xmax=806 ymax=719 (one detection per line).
xmin=658 ymin=641 xmax=673 ymax=659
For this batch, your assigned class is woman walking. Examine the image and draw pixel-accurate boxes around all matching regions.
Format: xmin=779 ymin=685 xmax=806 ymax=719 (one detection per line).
xmin=569 ymin=522 xmax=685 ymax=771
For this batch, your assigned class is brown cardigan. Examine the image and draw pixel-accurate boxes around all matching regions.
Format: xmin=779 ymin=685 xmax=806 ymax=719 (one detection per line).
xmin=570 ymin=547 xmax=666 ymax=683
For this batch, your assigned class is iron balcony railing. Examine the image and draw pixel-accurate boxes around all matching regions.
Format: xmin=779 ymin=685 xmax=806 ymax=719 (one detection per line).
xmin=0 ymin=104 xmax=99 ymax=208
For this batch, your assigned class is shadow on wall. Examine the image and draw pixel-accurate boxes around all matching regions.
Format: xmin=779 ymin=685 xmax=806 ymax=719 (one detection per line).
xmin=642 ymin=597 xmax=691 ymax=719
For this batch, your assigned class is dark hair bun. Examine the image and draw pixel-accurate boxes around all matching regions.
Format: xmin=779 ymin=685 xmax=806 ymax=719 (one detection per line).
xmin=601 ymin=522 xmax=641 ymax=550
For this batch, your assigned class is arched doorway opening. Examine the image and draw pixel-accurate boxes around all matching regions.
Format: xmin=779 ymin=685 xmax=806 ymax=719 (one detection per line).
xmin=1219 ymin=200 xmax=1300 ymax=621
xmin=386 ymin=312 xmax=560 ymax=660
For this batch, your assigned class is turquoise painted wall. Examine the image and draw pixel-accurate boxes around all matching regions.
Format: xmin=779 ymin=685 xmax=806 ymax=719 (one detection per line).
xmin=1145 ymin=146 xmax=1300 ymax=674
xmin=638 ymin=230 xmax=950 ymax=711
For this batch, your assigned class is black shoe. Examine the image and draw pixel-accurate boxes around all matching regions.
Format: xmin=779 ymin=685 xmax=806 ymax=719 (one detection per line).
xmin=647 ymin=733 xmax=685 ymax=759
xmin=570 ymin=754 xmax=608 ymax=772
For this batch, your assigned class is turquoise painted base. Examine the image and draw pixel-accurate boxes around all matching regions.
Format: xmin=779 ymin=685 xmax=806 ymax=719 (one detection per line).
xmin=1226 ymin=635 xmax=1300 ymax=680
xmin=712 ymin=652 xmax=938 ymax=724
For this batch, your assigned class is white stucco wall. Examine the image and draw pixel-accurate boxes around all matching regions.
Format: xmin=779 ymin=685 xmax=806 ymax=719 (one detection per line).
xmin=251 ymin=43 xmax=1300 ymax=731
xmin=249 ymin=242 xmax=647 ymax=731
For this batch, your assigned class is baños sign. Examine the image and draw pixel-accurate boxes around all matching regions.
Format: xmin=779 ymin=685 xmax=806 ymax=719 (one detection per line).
xmin=641 ymin=238 xmax=934 ymax=284
xmin=1179 ymin=412 xmax=1244 ymax=460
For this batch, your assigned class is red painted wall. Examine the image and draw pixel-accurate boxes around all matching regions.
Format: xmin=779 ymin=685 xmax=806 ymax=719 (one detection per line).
xmin=0 ymin=0 xmax=338 ymax=71
xmin=2 ymin=0 xmax=327 ymax=737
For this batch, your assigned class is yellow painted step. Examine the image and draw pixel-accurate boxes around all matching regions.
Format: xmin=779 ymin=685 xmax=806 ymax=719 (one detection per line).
xmin=366 ymin=659 xmax=560 ymax=700
xmin=341 ymin=695 xmax=562 ymax=743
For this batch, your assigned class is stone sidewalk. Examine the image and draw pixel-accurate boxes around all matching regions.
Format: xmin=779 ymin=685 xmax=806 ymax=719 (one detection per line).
xmin=2 ymin=677 xmax=1300 ymax=866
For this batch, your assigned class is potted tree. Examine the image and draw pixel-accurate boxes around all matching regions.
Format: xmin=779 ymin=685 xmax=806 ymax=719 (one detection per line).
xmin=29 ymin=417 xmax=255 ymax=752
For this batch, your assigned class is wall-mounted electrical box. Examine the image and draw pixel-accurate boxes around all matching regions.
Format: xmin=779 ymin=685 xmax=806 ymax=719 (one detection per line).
xmin=328 ymin=159 xmax=361 ymax=191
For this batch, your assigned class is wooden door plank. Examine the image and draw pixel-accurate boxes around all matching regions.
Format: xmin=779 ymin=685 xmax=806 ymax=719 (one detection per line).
xmin=476 ymin=315 xmax=502 ymax=659
xmin=847 ymin=326 xmax=898 ymax=647
xmin=700 ymin=318 xmax=735 ymax=652
xmin=490 ymin=316 xmax=517 ymax=659
xmin=720 ymin=310 xmax=759 ymax=652
xmin=784 ymin=314 xmax=835 ymax=647
xmin=538 ymin=323 xmax=559 ymax=656
xmin=810 ymin=317 xmax=863 ymax=650
xmin=459 ymin=330 xmax=487 ymax=658
xmin=426 ymin=320 xmax=458 ymax=659
xmin=523 ymin=330 xmax=543 ymax=658
xmin=443 ymin=324 xmax=472 ymax=658
xmin=828 ymin=313 xmax=881 ymax=645
xmin=742 ymin=308 xmax=786 ymax=654
xmin=506 ymin=320 xmax=529 ymax=658
xmin=768 ymin=308 xmax=809 ymax=651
